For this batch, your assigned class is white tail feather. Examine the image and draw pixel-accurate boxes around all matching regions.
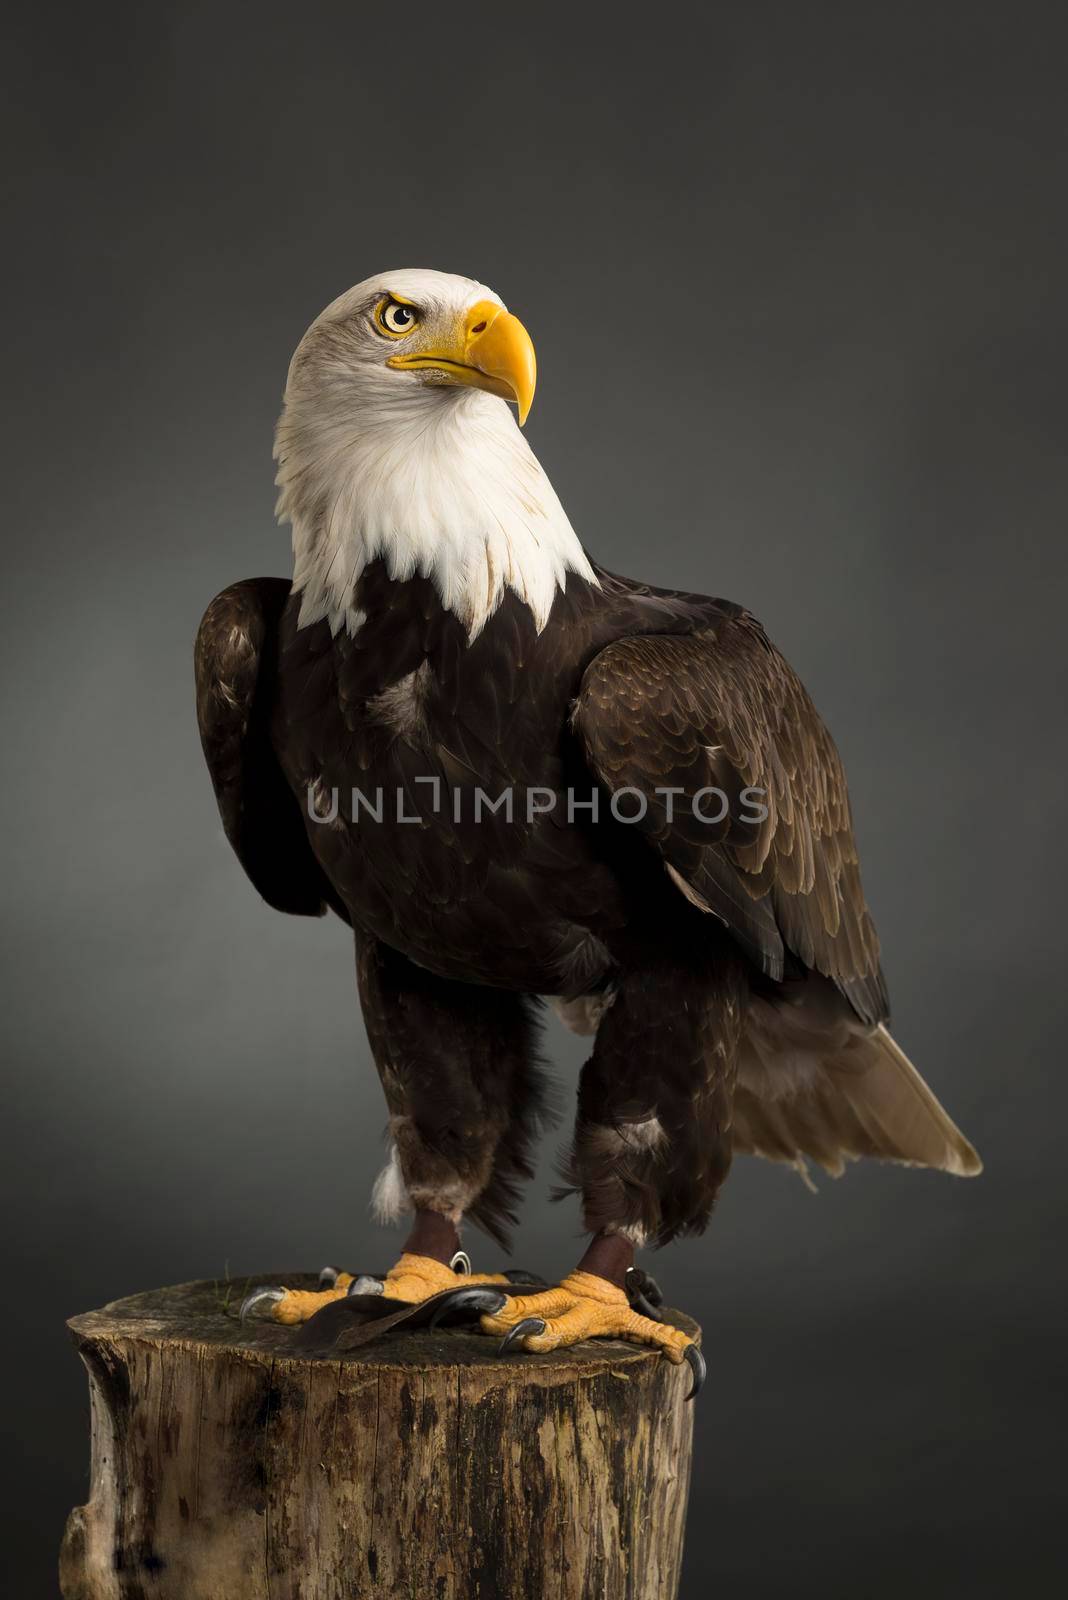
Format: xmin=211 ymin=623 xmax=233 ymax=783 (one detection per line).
xmin=734 ymin=1010 xmax=982 ymax=1180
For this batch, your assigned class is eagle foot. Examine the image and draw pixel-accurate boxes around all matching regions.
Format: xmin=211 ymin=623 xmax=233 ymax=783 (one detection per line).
xmin=478 ymin=1270 xmax=705 ymax=1400
xmin=241 ymin=1253 xmax=512 ymax=1326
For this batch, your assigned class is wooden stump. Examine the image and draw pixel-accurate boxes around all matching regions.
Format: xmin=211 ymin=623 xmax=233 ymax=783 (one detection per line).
xmin=60 ymin=1275 xmax=698 ymax=1600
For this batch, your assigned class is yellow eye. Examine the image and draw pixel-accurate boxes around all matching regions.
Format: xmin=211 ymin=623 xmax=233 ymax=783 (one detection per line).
xmin=376 ymin=297 xmax=419 ymax=337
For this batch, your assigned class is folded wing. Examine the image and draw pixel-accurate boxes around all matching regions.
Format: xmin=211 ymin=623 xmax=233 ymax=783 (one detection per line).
xmin=573 ymin=615 xmax=980 ymax=1177
xmin=195 ymin=578 xmax=348 ymax=922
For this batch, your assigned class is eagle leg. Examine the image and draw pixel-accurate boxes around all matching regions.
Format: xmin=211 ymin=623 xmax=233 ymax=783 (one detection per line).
xmin=248 ymin=934 xmax=554 ymax=1330
xmin=469 ymin=952 xmax=743 ymax=1395
xmin=356 ymin=936 xmax=553 ymax=1250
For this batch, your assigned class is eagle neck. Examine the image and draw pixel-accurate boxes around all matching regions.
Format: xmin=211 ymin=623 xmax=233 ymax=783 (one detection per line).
xmin=279 ymin=386 xmax=597 ymax=641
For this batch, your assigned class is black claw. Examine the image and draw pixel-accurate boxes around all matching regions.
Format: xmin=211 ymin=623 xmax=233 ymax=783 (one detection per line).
xmin=346 ymin=1275 xmax=385 ymax=1297
xmin=428 ymin=1287 xmax=508 ymax=1329
xmin=626 ymin=1266 xmax=664 ymax=1311
xmin=683 ymin=1344 xmax=706 ymax=1401
xmin=503 ymin=1268 xmax=548 ymax=1286
xmin=631 ymin=1291 xmax=662 ymax=1322
xmin=641 ymin=1271 xmax=664 ymax=1307
xmin=239 ymin=1287 xmax=284 ymax=1322
xmin=497 ymin=1317 xmax=546 ymax=1355
xmin=318 ymin=1266 xmax=340 ymax=1289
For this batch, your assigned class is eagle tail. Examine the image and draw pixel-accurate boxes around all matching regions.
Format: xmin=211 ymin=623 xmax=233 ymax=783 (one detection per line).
xmin=862 ymin=1024 xmax=982 ymax=1175
xmin=733 ymin=1016 xmax=982 ymax=1182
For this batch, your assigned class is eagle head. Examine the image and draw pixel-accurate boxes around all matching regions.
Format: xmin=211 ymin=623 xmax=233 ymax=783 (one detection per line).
xmin=275 ymin=269 xmax=591 ymax=639
xmin=281 ymin=268 xmax=536 ymax=427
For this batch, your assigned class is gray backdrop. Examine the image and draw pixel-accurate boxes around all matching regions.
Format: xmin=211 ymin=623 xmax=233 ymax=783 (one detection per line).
xmin=4 ymin=3 xmax=1066 ymax=1594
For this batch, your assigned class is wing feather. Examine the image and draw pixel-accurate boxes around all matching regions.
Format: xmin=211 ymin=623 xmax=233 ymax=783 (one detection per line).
xmin=573 ymin=615 xmax=886 ymax=1022
xmin=195 ymin=578 xmax=348 ymax=921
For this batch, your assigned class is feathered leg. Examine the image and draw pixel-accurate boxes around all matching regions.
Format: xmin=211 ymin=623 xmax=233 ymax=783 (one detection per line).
xmin=247 ymin=933 xmax=552 ymax=1325
xmin=357 ymin=934 xmax=552 ymax=1245
xmin=475 ymin=947 xmax=747 ymax=1393
xmin=570 ymin=948 xmax=745 ymax=1248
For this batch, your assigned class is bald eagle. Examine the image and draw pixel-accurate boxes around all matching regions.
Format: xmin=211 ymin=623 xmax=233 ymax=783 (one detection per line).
xmin=195 ymin=269 xmax=980 ymax=1396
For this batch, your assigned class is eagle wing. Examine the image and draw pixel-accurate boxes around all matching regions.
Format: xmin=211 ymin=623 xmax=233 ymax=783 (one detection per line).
xmin=573 ymin=612 xmax=887 ymax=1024
xmin=195 ymin=578 xmax=348 ymax=921
xmin=573 ymin=613 xmax=981 ymax=1178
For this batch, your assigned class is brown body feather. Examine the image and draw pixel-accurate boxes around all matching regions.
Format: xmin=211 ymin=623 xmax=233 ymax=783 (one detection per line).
xmin=195 ymin=560 xmax=979 ymax=1246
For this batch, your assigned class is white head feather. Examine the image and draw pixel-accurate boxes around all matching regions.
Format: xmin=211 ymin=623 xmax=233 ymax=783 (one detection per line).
xmin=274 ymin=268 xmax=596 ymax=638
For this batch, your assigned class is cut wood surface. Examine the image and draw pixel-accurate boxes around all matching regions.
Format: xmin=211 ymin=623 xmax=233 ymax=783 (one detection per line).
xmin=60 ymin=1276 xmax=698 ymax=1600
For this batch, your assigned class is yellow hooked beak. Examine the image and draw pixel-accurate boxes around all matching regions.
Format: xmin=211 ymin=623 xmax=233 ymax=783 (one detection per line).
xmin=387 ymin=299 xmax=537 ymax=425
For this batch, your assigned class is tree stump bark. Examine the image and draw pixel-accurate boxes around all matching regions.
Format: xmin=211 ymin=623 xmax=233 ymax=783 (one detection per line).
xmin=60 ymin=1275 xmax=698 ymax=1600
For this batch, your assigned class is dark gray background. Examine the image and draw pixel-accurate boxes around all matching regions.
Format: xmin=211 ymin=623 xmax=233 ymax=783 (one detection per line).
xmin=4 ymin=3 xmax=1066 ymax=1593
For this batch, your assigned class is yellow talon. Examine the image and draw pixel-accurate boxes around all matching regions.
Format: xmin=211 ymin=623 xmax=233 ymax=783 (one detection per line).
xmin=263 ymin=1254 xmax=511 ymax=1326
xmin=269 ymin=1272 xmax=355 ymax=1325
xmin=481 ymin=1269 xmax=693 ymax=1364
xmin=379 ymin=1252 xmax=509 ymax=1303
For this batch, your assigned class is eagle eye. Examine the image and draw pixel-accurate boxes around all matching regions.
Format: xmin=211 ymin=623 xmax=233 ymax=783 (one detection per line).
xmin=375 ymin=298 xmax=419 ymax=337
